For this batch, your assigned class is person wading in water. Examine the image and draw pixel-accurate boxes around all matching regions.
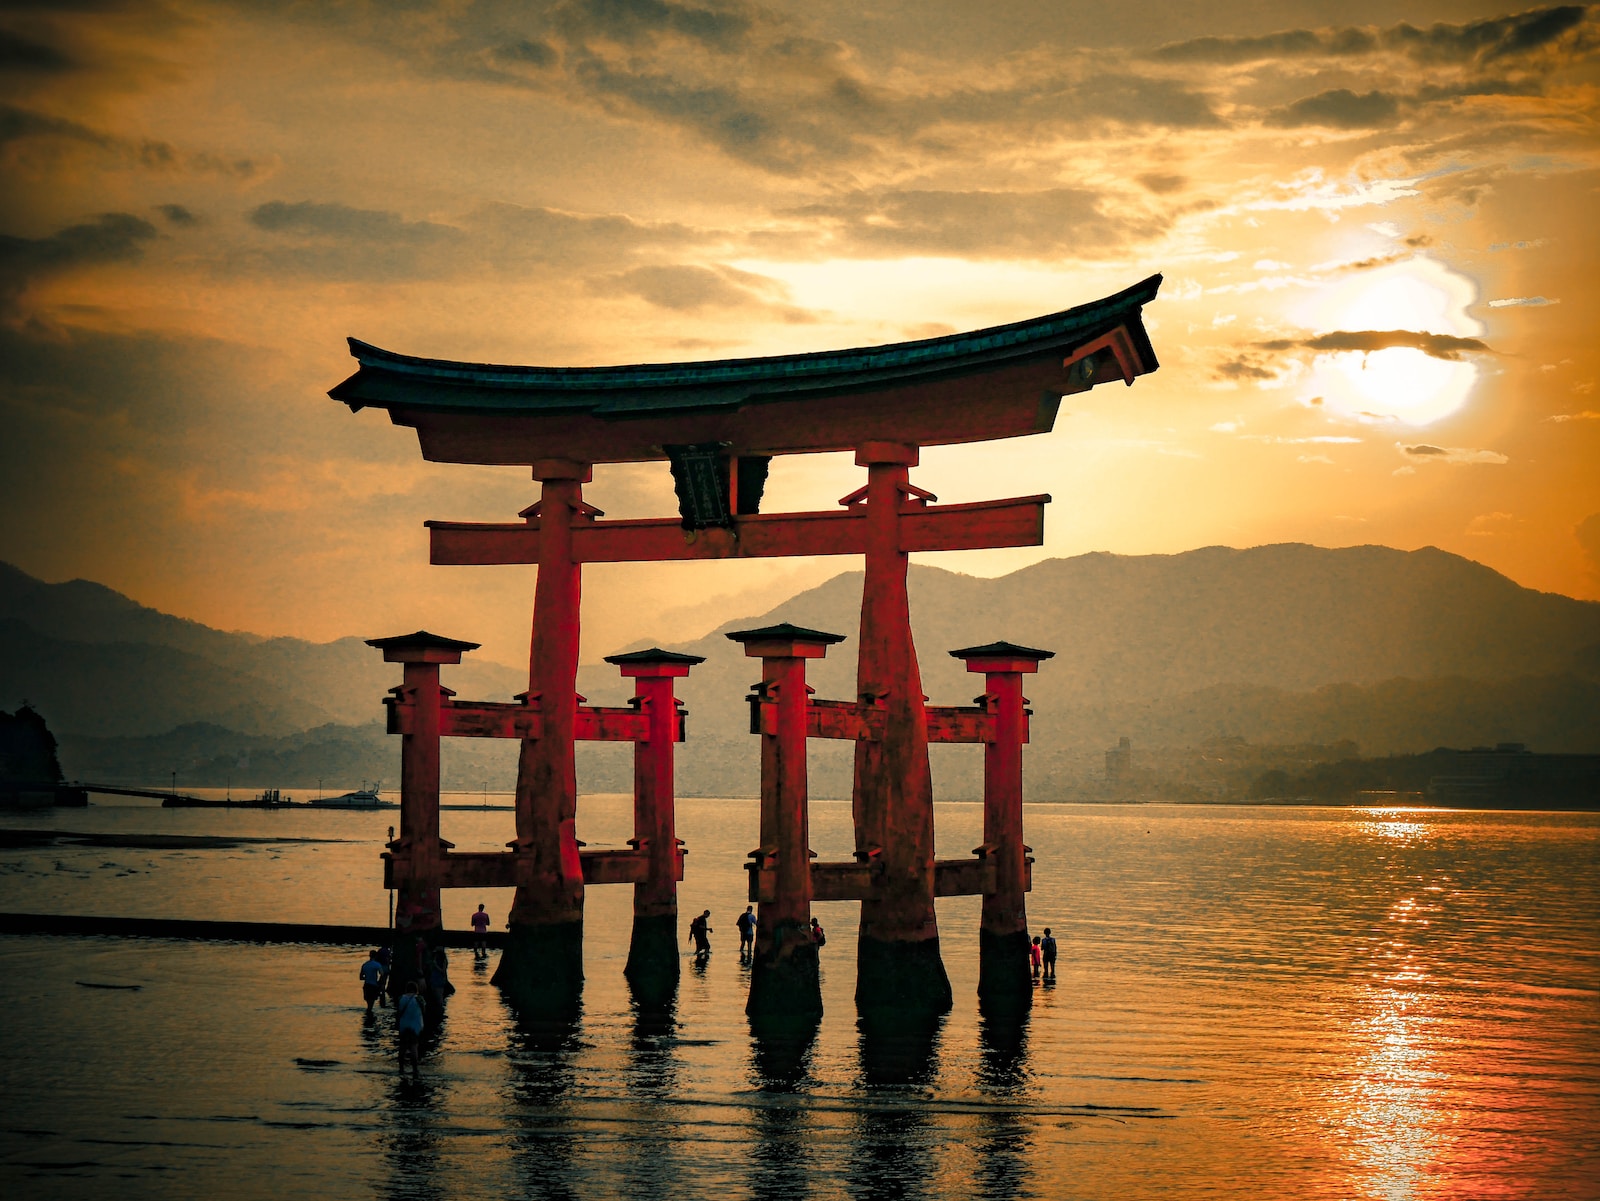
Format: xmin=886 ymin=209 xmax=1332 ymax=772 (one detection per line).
xmin=688 ymin=910 xmax=713 ymax=960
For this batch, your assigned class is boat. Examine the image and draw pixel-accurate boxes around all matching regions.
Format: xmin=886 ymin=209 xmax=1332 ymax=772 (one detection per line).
xmin=310 ymin=782 xmax=394 ymax=809
xmin=162 ymin=788 xmax=294 ymax=809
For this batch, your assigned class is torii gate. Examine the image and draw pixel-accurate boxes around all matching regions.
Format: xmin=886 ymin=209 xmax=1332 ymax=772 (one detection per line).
xmin=333 ymin=273 xmax=1162 ymax=1017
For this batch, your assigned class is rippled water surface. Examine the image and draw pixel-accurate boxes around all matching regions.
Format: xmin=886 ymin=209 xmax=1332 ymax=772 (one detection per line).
xmin=2 ymin=797 xmax=1597 ymax=1200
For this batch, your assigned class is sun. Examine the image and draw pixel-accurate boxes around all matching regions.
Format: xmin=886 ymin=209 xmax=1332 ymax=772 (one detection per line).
xmin=1295 ymin=257 xmax=1482 ymax=425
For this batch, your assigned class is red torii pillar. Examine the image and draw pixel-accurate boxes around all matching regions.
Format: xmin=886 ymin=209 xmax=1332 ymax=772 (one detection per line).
xmin=495 ymin=457 xmax=592 ymax=1012
xmin=728 ymin=623 xmax=844 ymax=1023
xmin=852 ymin=440 xmax=951 ymax=1017
xmin=364 ymin=630 xmax=478 ymax=983
xmin=604 ymin=647 xmax=703 ymax=1003
xmin=952 ymin=641 xmax=1053 ymax=1014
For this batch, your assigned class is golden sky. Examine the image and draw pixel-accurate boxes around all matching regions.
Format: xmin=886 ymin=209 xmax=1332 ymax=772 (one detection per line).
xmin=2 ymin=1 xmax=1597 ymax=666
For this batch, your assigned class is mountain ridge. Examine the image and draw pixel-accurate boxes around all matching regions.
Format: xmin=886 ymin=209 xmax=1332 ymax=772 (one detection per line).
xmin=5 ymin=545 xmax=1598 ymax=789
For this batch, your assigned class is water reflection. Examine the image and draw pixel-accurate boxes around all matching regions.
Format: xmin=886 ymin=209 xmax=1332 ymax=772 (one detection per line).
xmin=1360 ymin=809 xmax=1431 ymax=842
xmin=843 ymin=1014 xmax=947 ymax=1201
xmin=975 ymin=1015 xmax=1030 ymax=1096
xmin=503 ymin=1008 xmax=584 ymax=1200
xmin=606 ymin=997 xmax=689 ymax=1198
xmin=1334 ymin=888 xmax=1454 ymax=1200
xmin=381 ymin=1068 xmax=450 ymax=1201
xmin=972 ymin=1016 xmax=1034 ymax=1198
xmin=745 ymin=1016 xmax=822 ymax=1200
xmin=858 ymin=1012 xmax=943 ymax=1089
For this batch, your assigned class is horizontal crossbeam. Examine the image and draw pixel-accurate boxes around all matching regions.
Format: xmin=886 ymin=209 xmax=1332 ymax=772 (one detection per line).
xmin=745 ymin=855 xmax=1029 ymax=902
xmin=427 ymin=495 xmax=1048 ymax=566
xmin=385 ymin=845 xmax=685 ymax=890
xmin=751 ymin=697 xmax=1024 ymax=744
xmin=388 ymin=698 xmax=676 ymax=742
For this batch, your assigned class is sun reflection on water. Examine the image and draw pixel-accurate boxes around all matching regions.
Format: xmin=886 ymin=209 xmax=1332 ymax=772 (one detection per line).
xmin=1359 ymin=809 xmax=1433 ymax=842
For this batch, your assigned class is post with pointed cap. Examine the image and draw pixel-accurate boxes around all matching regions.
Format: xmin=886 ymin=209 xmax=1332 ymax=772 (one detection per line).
xmin=728 ymin=623 xmax=844 ymax=1025
xmin=952 ymin=641 xmax=1054 ymax=1016
xmin=367 ymin=630 xmax=479 ymax=991
xmin=605 ymin=647 xmax=705 ymax=1005
xmin=499 ymin=457 xmax=593 ymax=1017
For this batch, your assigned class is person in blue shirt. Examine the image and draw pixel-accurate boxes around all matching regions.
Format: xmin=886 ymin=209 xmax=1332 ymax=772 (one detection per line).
xmin=395 ymin=982 xmax=426 ymax=1075
xmin=359 ymin=949 xmax=385 ymax=1013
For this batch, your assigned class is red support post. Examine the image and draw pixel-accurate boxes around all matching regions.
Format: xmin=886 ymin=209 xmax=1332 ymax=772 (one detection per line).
xmin=366 ymin=631 xmax=479 ymax=989
xmin=605 ymin=647 xmax=704 ymax=1003
xmin=496 ymin=458 xmax=592 ymax=1014
xmin=952 ymin=641 xmax=1054 ymax=1014
xmin=728 ymin=623 xmax=844 ymax=1022
xmin=851 ymin=441 xmax=951 ymax=1017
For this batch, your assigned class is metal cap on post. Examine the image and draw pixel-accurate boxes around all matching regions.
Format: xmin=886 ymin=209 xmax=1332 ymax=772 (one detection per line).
xmin=725 ymin=622 xmax=847 ymax=658
xmin=949 ymin=640 xmax=1054 ymax=674
xmin=366 ymin=630 xmax=481 ymax=664
xmin=603 ymin=647 xmax=707 ymax=677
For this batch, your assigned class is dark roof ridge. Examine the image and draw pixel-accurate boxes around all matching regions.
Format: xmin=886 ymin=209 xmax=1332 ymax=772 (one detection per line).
xmin=339 ymin=273 xmax=1162 ymax=393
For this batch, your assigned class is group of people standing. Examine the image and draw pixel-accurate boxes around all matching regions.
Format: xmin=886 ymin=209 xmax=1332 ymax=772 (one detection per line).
xmin=362 ymin=902 xmax=1061 ymax=1072
xmin=1029 ymin=928 xmax=1058 ymax=980
xmin=707 ymin=905 xmax=828 ymax=963
xmin=359 ymin=915 xmax=472 ymax=1077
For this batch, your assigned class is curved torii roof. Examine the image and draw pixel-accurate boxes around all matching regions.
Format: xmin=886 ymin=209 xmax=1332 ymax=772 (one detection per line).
xmin=330 ymin=273 xmax=1162 ymax=465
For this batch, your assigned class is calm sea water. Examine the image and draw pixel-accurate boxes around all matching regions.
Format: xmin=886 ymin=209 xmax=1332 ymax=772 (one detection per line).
xmin=1 ymin=795 xmax=1596 ymax=1200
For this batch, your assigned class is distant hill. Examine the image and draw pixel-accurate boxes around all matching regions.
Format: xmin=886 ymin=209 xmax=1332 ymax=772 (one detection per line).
xmin=576 ymin=544 xmax=1600 ymax=795
xmin=0 ymin=562 xmax=525 ymax=737
xmin=8 ymin=546 xmax=1599 ymax=795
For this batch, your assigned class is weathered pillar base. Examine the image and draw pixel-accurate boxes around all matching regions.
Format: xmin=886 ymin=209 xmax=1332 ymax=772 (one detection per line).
xmin=977 ymin=928 xmax=1034 ymax=1017
xmin=857 ymin=1008 xmax=944 ymax=1086
xmin=747 ymin=940 xmax=823 ymax=1022
xmin=493 ymin=919 xmax=584 ymax=1017
xmin=855 ymin=935 xmax=952 ymax=1017
xmin=749 ymin=1012 xmax=820 ymax=1087
xmin=624 ymin=913 xmax=680 ymax=1007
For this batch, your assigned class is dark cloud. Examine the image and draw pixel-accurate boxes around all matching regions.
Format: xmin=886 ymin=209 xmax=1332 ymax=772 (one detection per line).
xmin=554 ymin=0 xmax=755 ymax=51
xmin=0 ymin=103 xmax=111 ymax=149
xmin=0 ymin=211 xmax=158 ymax=306
xmin=781 ymin=187 xmax=1162 ymax=258
xmin=1266 ymin=88 xmax=1400 ymax=129
xmin=589 ymin=263 xmax=812 ymax=321
xmin=1214 ymin=355 xmax=1276 ymax=381
xmin=1338 ymin=252 xmax=1407 ymax=271
xmin=0 ymin=102 xmax=264 ymax=177
xmin=1398 ymin=443 xmax=1508 ymax=464
xmin=156 ymin=203 xmax=196 ymax=226
xmin=0 ymin=28 xmax=75 ymax=73
xmin=1260 ymin=330 xmax=1492 ymax=361
xmin=1154 ymin=5 xmax=1592 ymax=65
xmin=489 ymin=37 xmax=558 ymax=70
xmin=1153 ymin=26 xmax=1378 ymax=64
xmin=249 ymin=200 xmax=457 ymax=244
xmin=1390 ymin=4 xmax=1589 ymax=64
xmin=471 ymin=201 xmax=701 ymax=267
xmin=236 ymin=197 xmax=702 ymax=282
xmin=1137 ymin=172 xmax=1187 ymax=195
xmin=1072 ymin=75 xmax=1226 ymax=129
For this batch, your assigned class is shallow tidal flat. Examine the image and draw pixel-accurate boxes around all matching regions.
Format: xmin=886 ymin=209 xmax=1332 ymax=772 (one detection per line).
xmin=1 ymin=797 xmax=1596 ymax=1199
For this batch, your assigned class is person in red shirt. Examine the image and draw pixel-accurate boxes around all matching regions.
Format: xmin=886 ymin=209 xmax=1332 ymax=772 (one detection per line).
xmin=470 ymin=903 xmax=491 ymax=960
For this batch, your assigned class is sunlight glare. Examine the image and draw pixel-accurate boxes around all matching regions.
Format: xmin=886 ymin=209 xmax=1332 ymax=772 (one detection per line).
xmin=1296 ymin=258 xmax=1482 ymax=425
